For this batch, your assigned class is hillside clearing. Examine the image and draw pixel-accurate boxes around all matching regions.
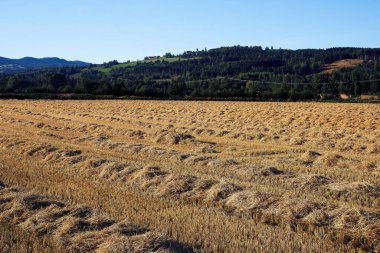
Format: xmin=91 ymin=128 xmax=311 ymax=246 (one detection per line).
xmin=321 ymin=59 xmax=364 ymax=74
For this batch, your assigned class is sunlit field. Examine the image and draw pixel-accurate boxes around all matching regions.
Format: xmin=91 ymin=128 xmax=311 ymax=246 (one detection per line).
xmin=0 ymin=100 xmax=379 ymax=252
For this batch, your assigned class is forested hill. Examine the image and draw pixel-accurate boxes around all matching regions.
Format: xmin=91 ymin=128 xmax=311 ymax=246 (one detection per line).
xmin=1 ymin=46 xmax=380 ymax=101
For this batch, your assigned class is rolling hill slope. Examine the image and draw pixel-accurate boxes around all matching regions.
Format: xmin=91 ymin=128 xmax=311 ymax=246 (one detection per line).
xmin=0 ymin=46 xmax=379 ymax=100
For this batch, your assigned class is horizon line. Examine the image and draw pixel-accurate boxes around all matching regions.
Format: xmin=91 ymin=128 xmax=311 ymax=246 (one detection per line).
xmin=2 ymin=45 xmax=380 ymax=64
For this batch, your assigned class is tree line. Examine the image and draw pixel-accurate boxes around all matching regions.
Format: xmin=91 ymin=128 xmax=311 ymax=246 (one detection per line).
xmin=0 ymin=46 xmax=379 ymax=100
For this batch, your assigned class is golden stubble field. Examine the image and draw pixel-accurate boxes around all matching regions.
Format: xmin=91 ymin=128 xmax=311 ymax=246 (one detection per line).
xmin=0 ymin=100 xmax=379 ymax=252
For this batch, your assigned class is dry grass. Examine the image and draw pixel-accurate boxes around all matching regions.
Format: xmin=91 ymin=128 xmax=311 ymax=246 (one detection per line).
xmin=0 ymin=182 xmax=188 ymax=253
xmin=0 ymin=222 xmax=63 ymax=253
xmin=0 ymin=100 xmax=379 ymax=252
xmin=321 ymin=59 xmax=364 ymax=74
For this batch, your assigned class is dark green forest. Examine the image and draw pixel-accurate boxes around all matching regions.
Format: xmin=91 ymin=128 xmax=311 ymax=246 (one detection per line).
xmin=1 ymin=46 xmax=380 ymax=100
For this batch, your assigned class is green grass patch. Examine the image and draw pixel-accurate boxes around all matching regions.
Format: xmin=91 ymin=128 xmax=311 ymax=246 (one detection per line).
xmin=95 ymin=57 xmax=201 ymax=74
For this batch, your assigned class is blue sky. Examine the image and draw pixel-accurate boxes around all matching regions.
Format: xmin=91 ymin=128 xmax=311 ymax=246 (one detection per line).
xmin=1 ymin=0 xmax=379 ymax=63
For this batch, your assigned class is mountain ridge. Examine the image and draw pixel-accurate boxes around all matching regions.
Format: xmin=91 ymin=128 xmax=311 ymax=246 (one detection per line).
xmin=0 ymin=56 xmax=90 ymax=73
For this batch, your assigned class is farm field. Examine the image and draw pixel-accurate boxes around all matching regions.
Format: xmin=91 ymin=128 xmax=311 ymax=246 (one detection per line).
xmin=0 ymin=100 xmax=379 ymax=252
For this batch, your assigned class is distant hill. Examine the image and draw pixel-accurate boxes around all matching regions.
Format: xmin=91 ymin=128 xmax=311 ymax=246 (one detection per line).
xmin=0 ymin=57 xmax=90 ymax=73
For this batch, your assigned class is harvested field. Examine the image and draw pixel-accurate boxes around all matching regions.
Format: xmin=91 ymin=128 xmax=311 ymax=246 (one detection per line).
xmin=0 ymin=100 xmax=379 ymax=252
xmin=0 ymin=182 xmax=187 ymax=253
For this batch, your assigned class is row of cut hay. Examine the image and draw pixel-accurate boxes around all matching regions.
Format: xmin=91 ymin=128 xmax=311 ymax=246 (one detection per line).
xmin=2 ymin=137 xmax=378 ymax=251
xmin=0 ymin=182 xmax=189 ymax=253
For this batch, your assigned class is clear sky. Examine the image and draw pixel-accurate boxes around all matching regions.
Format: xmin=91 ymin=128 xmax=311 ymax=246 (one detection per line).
xmin=1 ymin=0 xmax=379 ymax=63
